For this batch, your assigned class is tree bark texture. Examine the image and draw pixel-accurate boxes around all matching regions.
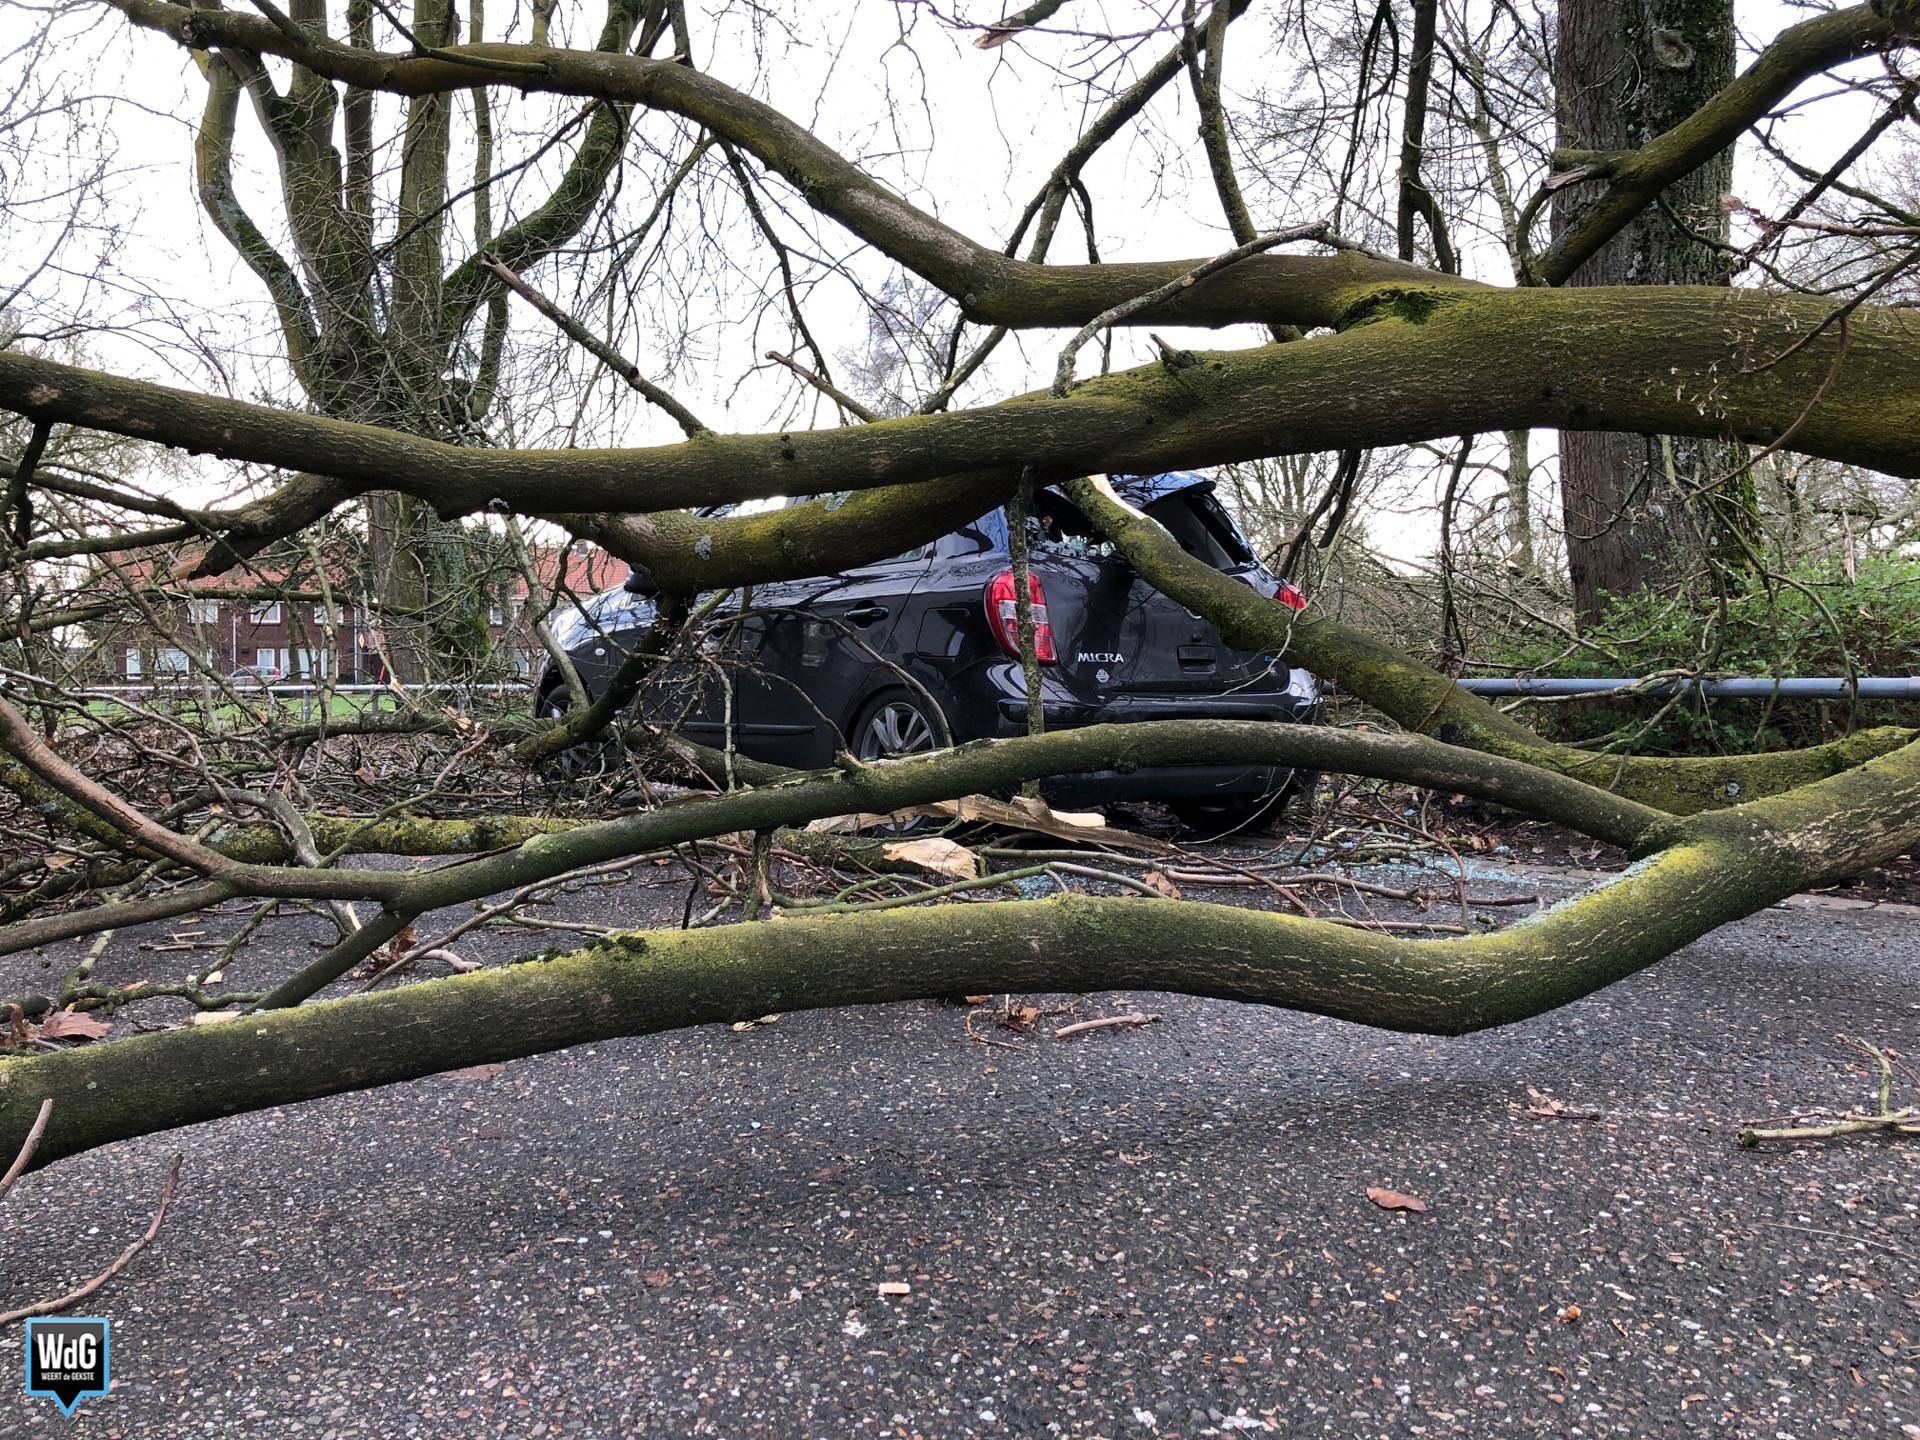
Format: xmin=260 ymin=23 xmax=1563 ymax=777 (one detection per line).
xmin=1553 ymin=0 xmax=1750 ymax=627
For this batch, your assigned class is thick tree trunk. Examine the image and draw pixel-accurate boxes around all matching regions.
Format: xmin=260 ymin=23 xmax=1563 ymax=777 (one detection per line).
xmin=1553 ymin=0 xmax=1749 ymax=629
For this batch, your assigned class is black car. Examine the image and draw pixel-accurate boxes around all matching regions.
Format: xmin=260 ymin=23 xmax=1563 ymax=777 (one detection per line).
xmin=539 ymin=473 xmax=1323 ymax=823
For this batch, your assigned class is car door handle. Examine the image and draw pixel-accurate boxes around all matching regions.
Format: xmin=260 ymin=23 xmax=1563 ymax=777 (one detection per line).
xmin=844 ymin=604 xmax=890 ymax=626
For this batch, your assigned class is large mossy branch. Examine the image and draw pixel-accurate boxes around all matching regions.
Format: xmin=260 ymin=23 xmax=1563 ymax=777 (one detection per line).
xmin=1064 ymin=479 xmax=1918 ymax=813
xmin=546 ymin=469 xmax=1020 ymax=594
xmin=106 ymin=0 xmax=1918 ymax=334
xmin=107 ymin=0 xmax=1446 ymax=333
xmin=237 ymin=715 xmax=1670 ymax=1002
xmin=5 ymin=286 xmax=1919 ymax=553
xmin=4 ymin=733 xmax=1917 ymax=1174
xmin=0 ymin=714 xmax=1663 ymax=965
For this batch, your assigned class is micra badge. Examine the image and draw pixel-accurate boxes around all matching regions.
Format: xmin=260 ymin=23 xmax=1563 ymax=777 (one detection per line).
xmin=24 ymin=1317 xmax=110 ymax=1416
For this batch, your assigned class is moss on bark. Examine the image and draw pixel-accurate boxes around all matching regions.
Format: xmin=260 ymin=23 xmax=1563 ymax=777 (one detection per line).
xmin=1066 ymin=479 xmax=1917 ymax=813
xmin=5 ymin=730 xmax=1916 ymax=1173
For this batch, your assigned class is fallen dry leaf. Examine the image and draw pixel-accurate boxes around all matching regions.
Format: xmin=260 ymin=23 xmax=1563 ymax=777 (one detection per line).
xmin=1365 ymin=1187 xmax=1429 ymax=1213
xmin=1139 ymin=870 xmax=1182 ymax=899
xmin=1559 ymin=1304 xmax=1582 ymax=1324
xmin=729 ymin=1013 xmax=783 ymax=1032
xmin=37 ymin=1009 xmax=112 ymax=1043
xmin=642 ymin=1270 xmax=671 ymax=1287
xmin=963 ymin=994 xmax=993 ymax=1006
xmin=881 ymin=836 xmax=982 ymax=882
xmin=441 ymin=1062 xmax=506 ymax=1081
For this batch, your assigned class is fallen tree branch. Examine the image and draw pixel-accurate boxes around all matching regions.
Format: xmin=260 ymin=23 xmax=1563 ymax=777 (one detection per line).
xmin=3 ymin=732 xmax=1916 ymax=1174
xmin=0 ymin=717 xmax=1667 ymax=965
xmin=0 ymin=1154 xmax=183 ymax=1326
xmin=1062 ymin=476 xmax=1917 ymax=811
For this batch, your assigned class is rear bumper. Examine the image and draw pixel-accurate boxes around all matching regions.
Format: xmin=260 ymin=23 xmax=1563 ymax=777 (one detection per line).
xmin=1039 ymin=761 xmax=1296 ymax=806
xmin=983 ymin=677 xmax=1323 ymax=805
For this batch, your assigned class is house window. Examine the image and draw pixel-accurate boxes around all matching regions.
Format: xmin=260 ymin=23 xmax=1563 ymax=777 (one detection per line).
xmin=313 ymin=602 xmax=347 ymax=626
xmin=291 ymin=648 xmax=330 ymax=678
xmin=254 ymin=648 xmax=287 ymax=675
xmin=156 ymin=648 xmax=190 ymax=673
xmin=248 ymin=602 xmax=282 ymax=624
xmin=187 ymin=599 xmax=220 ymax=624
xmin=487 ymin=603 xmax=506 ymax=626
xmin=124 ymin=648 xmax=142 ymax=678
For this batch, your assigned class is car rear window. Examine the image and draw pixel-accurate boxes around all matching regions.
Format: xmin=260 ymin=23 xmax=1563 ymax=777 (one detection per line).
xmin=1024 ymin=487 xmax=1251 ymax=571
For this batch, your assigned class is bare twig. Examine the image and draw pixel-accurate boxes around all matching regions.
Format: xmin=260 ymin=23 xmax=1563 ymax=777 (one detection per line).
xmin=1052 ymin=222 xmax=1340 ymax=397
xmin=0 ymin=1154 xmax=184 ymax=1326
xmin=0 ymin=1098 xmax=53 ymax=1202
xmin=1053 ymin=1012 xmax=1159 ymax=1039
xmin=1740 ymin=1039 xmax=1919 ymax=1147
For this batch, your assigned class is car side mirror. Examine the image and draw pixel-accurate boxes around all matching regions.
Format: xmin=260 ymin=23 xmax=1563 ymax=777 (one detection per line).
xmin=622 ymin=565 xmax=660 ymax=596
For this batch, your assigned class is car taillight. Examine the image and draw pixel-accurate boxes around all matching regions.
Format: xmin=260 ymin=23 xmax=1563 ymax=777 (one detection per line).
xmin=984 ymin=569 xmax=1058 ymax=664
xmin=1275 ymin=581 xmax=1308 ymax=612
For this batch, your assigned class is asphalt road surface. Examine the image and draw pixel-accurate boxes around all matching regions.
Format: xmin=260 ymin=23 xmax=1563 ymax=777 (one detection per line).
xmin=3 ymin=860 xmax=1917 ymax=1438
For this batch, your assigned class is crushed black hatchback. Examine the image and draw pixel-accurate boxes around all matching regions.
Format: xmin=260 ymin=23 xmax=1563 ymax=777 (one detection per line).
xmin=539 ymin=473 xmax=1324 ymax=823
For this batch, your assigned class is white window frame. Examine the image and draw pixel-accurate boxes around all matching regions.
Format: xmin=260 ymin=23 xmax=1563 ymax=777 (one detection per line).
xmin=187 ymin=599 xmax=220 ymax=624
xmin=248 ymin=602 xmax=283 ymax=624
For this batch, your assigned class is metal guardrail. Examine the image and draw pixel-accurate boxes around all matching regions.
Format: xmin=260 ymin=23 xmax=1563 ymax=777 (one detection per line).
xmin=1456 ymin=676 xmax=1920 ymax=699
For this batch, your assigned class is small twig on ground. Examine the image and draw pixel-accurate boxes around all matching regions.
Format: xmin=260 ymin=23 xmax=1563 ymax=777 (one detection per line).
xmin=0 ymin=1154 xmax=183 ymax=1326
xmin=0 ymin=1098 xmax=53 ymax=1201
xmin=1739 ymin=1038 xmax=1919 ymax=1147
xmin=963 ymin=1006 xmax=1019 ymax=1050
xmin=1522 ymin=1086 xmax=1603 ymax=1121
xmin=1053 ymin=1012 xmax=1160 ymax=1040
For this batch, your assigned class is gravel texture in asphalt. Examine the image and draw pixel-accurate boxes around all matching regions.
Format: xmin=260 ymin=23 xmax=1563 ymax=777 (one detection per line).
xmin=2 ymin=858 xmax=1918 ymax=1438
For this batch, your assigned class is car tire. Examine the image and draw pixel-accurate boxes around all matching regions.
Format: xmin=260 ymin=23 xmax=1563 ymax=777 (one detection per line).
xmin=849 ymin=689 xmax=944 ymax=764
xmin=532 ymin=684 xmax=610 ymax=786
xmin=847 ymin=689 xmax=945 ymax=831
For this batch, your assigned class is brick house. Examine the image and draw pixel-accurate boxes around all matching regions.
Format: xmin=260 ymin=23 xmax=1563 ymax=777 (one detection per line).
xmin=100 ymin=541 xmax=626 ymax=683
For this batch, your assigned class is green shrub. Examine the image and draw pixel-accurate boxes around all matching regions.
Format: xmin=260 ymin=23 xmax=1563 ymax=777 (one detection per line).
xmin=1480 ymin=556 xmax=1920 ymax=755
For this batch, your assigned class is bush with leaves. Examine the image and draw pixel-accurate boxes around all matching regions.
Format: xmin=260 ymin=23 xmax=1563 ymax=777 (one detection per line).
xmin=1480 ymin=556 xmax=1920 ymax=755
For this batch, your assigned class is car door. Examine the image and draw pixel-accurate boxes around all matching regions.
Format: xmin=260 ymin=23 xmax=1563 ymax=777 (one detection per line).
xmin=721 ymin=548 xmax=935 ymax=767
xmin=668 ymin=545 xmax=936 ymax=771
